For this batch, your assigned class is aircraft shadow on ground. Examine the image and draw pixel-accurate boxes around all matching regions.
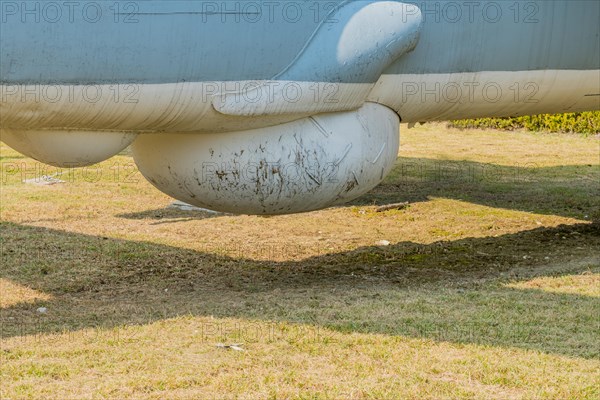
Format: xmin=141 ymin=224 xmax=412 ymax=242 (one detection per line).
xmin=116 ymin=207 xmax=223 ymax=223
xmin=352 ymin=157 xmax=600 ymax=219
xmin=1 ymin=221 xmax=598 ymax=360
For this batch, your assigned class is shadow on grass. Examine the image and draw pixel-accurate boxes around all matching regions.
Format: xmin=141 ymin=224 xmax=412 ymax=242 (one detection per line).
xmin=352 ymin=157 xmax=600 ymax=220
xmin=116 ymin=207 xmax=223 ymax=223
xmin=1 ymin=221 xmax=598 ymax=359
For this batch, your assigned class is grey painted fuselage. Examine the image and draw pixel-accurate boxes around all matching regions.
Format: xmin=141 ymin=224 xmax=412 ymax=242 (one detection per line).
xmin=1 ymin=1 xmax=598 ymax=83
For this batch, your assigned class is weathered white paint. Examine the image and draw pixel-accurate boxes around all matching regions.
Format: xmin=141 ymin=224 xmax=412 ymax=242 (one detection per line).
xmin=0 ymin=129 xmax=137 ymax=168
xmin=212 ymin=81 xmax=374 ymax=116
xmin=0 ymin=81 xmax=372 ymax=133
xmin=131 ymin=102 xmax=399 ymax=215
xmin=369 ymin=70 xmax=600 ymax=122
xmin=1 ymin=70 xmax=597 ymax=137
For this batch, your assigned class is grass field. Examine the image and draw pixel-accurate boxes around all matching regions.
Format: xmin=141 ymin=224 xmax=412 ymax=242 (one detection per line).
xmin=1 ymin=124 xmax=599 ymax=399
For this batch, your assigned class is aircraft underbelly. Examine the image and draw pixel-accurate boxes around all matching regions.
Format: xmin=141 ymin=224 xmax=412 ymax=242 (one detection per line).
xmin=2 ymin=69 xmax=598 ymax=133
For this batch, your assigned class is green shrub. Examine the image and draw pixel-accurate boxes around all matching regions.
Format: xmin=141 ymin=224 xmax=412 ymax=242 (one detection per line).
xmin=449 ymin=111 xmax=600 ymax=135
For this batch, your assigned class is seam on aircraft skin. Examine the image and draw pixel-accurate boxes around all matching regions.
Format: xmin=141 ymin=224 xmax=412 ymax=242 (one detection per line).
xmin=116 ymin=12 xmax=261 ymax=16
xmin=356 ymin=112 xmax=370 ymax=133
xmin=370 ymin=143 xmax=387 ymax=165
xmin=205 ymin=0 xmax=351 ymax=99
xmin=335 ymin=144 xmax=353 ymax=167
xmin=308 ymin=116 xmax=331 ymax=138
xmin=270 ymin=0 xmax=351 ymax=81
xmin=351 ymin=171 xmax=360 ymax=186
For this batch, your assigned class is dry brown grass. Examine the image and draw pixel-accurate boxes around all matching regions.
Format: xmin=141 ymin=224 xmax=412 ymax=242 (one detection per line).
xmin=1 ymin=123 xmax=599 ymax=399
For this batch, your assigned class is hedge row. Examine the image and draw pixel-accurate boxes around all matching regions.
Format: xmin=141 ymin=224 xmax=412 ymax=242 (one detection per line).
xmin=449 ymin=111 xmax=600 ymax=135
